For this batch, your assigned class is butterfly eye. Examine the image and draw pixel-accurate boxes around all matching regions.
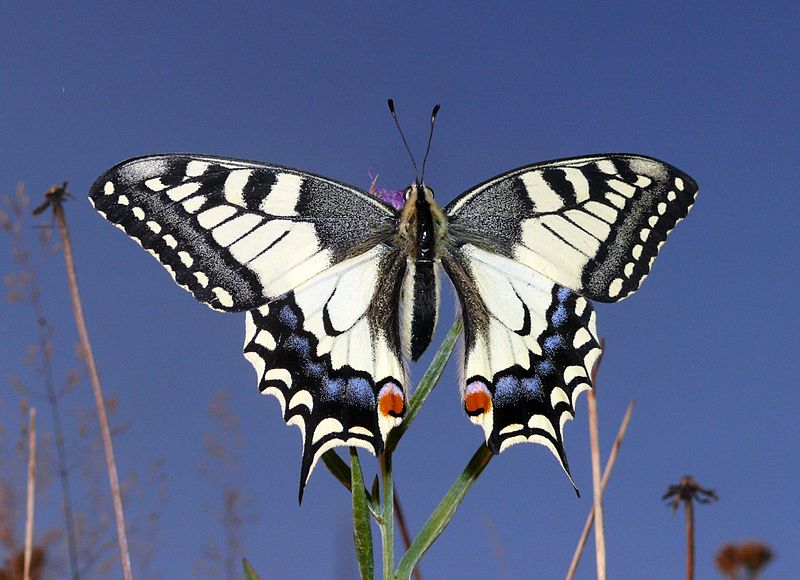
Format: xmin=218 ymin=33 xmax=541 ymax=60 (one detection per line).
xmin=426 ymin=187 xmax=435 ymax=199
xmin=404 ymin=187 xmax=413 ymax=200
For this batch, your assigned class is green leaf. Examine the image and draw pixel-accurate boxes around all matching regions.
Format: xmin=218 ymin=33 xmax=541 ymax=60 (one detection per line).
xmin=242 ymin=558 xmax=261 ymax=580
xmin=386 ymin=318 xmax=462 ymax=453
xmin=369 ymin=474 xmax=382 ymax=516
xmin=395 ymin=444 xmax=493 ymax=579
xmin=323 ymin=449 xmax=353 ymax=491
xmin=380 ymin=452 xmax=395 ymax=580
xmin=351 ymin=448 xmax=374 ymax=580
xmin=371 ymin=474 xmax=380 ymax=502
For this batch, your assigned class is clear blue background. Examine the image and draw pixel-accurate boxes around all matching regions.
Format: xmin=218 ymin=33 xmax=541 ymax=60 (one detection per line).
xmin=2 ymin=2 xmax=798 ymax=578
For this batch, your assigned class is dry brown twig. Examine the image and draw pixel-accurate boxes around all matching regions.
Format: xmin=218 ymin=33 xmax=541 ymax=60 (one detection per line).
xmin=24 ymin=407 xmax=37 ymax=580
xmin=586 ymin=338 xmax=607 ymax=580
xmin=565 ymin=399 xmax=635 ymax=579
xmin=36 ymin=183 xmax=133 ymax=580
xmin=393 ymin=489 xmax=422 ymax=580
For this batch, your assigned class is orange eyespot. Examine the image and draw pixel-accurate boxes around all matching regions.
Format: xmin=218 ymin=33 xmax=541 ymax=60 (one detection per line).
xmin=378 ymin=383 xmax=405 ymax=417
xmin=464 ymin=382 xmax=492 ymax=416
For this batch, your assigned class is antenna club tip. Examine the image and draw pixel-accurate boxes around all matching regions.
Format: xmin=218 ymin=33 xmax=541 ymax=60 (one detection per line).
xmin=387 ymin=99 xmax=395 ymax=113
xmin=432 ymin=104 xmax=441 ymax=116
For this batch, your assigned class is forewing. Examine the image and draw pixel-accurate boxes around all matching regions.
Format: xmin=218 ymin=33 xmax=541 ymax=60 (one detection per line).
xmin=443 ymin=244 xmax=601 ymax=486
xmin=89 ymin=154 xmax=395 ymax=311
xmin=243 ymin=246 xmax=407 ymax=501
xmin=445 ymin=154 xmax=698 ymax=302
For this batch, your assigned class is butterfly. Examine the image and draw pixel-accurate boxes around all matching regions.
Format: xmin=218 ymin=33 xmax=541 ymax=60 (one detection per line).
xmin=89 ymin=109 xmax=697 ymax=501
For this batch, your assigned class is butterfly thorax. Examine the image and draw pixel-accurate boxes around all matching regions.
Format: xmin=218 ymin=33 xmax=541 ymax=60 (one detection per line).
xmin=397 ymin=183 xmax=447 ymax=360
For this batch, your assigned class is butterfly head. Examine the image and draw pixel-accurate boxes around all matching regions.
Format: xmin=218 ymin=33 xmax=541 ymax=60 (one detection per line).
xmin=404 ymin=181 xmax=435 ymax=204
xmin=401 ymin=182 xmax=440 ymax=218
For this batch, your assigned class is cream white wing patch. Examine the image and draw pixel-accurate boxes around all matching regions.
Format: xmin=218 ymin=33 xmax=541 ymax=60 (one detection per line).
xmin=242 ymin=248 xmax=406 ymax=501
xmin=446 ymin=244 xmax=601 ymax=488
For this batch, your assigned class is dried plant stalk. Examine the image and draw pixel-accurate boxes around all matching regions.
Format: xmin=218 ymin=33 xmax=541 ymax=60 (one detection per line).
xmin=685 ymin=498 xmax=694 ymax=580
xmin=566 ymin=400 xmax=635 ymax=579
xmin=24 ymin=407 xmax=37 ymax=580
xmin=663 ymin=476 xmax=717 ymax=580
xmin=585 ymin=339 xmax=607 ymax=579
xmin=587 ymin=388 xmax=606 ymax=579
xmin=45 ymin=186 xmax=133 ymax=580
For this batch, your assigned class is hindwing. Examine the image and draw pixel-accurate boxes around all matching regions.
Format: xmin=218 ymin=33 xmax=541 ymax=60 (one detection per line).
xmin=89 ymin=154 xmax=395 ymax=311
xmin=446 ymin=154 xmax=698 ymax=302
xmin=243 ymin=246 xmax=407 ymax=501
xmin=443 ymin=245 xmax=601 ymax=487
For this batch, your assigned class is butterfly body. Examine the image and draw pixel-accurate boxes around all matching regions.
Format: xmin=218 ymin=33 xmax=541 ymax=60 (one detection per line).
xmin=397 ymin=183 xmax=446 ymax=360
xmin=90 ymin=148 xmax=697 ymax=500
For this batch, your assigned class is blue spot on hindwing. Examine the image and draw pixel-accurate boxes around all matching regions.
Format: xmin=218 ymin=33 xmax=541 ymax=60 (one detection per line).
xmin=279 ymin=305 xmax=298 ymax=329
xmin=544 ymin=334 xmax=565 ymax=353
xmin=551 ymin=304 xmax=568 ymax=327
xmin=323 ymin=378 xmax=345 ymax=400
xmin=305 ymin=360 xmax=325 ymax=378
xmin=493 ymin=375 xmax=519 ymax=405
xmin=346 ymin=377 xmax=375 ymax=408
xmin=557 ymin=287 xmax=571 ymax=302
xmin=521 ymin=376 xmax=543 ymax=398
xmin=493 ymin=373 xmax=546 ymax=406
xmin=284 ymin=333 xmax=310 ymax=355
xmin=536 ymin=359 xmax=555 ymax=375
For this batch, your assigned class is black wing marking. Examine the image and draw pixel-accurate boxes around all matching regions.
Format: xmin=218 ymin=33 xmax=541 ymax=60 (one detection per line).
xmin=445 ymin=154 xmax=698 ymax=302
xmin=243 ymin=246 xmax=407 ymax=502
xmin=89 ymin=154 xmax=396 ymax=311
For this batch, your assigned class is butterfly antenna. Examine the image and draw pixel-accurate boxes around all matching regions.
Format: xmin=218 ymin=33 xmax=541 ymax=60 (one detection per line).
xmin=421 ymin=104 xmax=440 ymax=183
xmin=387 ymin=99 xmax=419 ymax=181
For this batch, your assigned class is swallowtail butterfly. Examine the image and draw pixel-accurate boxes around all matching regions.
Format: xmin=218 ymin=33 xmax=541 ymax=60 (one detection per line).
xmin=89 ymin=109 xmax=697 ymax=501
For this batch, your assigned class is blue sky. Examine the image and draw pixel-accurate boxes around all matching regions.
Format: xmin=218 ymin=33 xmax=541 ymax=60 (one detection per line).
xmin=1 ymin=2 xmax=798 ymax=578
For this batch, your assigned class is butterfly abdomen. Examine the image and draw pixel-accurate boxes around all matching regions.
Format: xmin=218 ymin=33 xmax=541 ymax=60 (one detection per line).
xmin=406 ymin=259 xmax=440 ymax=360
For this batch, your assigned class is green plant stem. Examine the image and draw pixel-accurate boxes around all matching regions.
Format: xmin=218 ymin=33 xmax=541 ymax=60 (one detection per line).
xmin=351 ymin=449 xmax=374 ymax=580
xmin=242 ymin=558 xmax=261 ymax=580
xmin=395 ymin=444 xmax=493 ymax=579
xmin=380 ymin=452 xmax=395 ymax=579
